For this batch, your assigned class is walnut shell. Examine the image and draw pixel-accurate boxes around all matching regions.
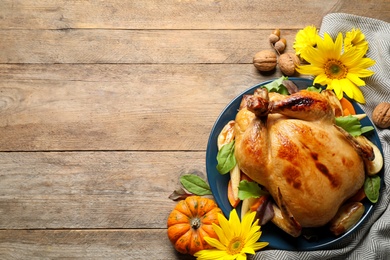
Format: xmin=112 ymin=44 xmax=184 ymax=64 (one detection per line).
xmin=372 ymin=102 xmax=390 ymax=129
xmin=253 ymin=50 xmax=277 ymax=72
xmin=278 ymin=52 xmax=300 ymax=76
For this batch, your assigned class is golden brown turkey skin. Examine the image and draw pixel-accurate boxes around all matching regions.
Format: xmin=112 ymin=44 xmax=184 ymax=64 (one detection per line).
xmin=234 ymin=90 xmax=365 ymax=227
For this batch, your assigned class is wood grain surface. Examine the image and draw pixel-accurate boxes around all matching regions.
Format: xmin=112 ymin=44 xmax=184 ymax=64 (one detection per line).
xmin=0 ymin=1 xmax=389 ymax=259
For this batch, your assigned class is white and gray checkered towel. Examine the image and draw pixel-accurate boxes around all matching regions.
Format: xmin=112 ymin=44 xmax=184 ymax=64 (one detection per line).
xmin=254 ymin=13 xmax=390 ymax=260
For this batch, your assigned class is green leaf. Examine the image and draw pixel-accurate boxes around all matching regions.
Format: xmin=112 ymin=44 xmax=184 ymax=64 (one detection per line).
xmin=262 ymin=76 xmax=289 ymax=95
xmin=364 ymin=175 xmax=381 ymax=203
xmin=335 ymin=115 xmax=373 ymax=137
xmin=306 ymin=86 xmax=322 ymax=93
xmin=238 ymin=180 xmax=268 ymax=200
xmin=361 ymin=126 xmax=375 ymax=134
xmin=180 ymin=174 xmax=212 ymax=196
xmin=335 ymin=116 xmax=362 ymax=136
xmin=216 ymin=140 xmax=236 ymax=174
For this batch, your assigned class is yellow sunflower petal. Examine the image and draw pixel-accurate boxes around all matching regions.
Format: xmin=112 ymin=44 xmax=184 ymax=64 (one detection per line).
xmin=251 ymin=218 xmax=260 ymax=229
xmin=346 ymin=73 xmax=366 ymax=87
xmin=340 ymin=47 xmax=365 ymax=66
xmin=244 ymin=227 xmax=260 ymax=247
xmin=332 ymin=33 xmax=344 ymax=58
xmin=352 ymin=88 xmax=366 ymax=104
xmin=204 ymin=236 xmax=226 ymax=251
xmin=218 ymin=213 xmax=233 ymax=240
xmin=339 ymin=78 xmax=355 ymax=98
xmin=342 ymin=80 xmax=359 ymax=100
xmin=328 ymin=79 xmax=344 ymax=99
xmin=344 ymin=81 xmax=366 ymax=104
xmin=350 ymin=57 xmax=376 ymax=69
xmin=245 ymin=230 xmax=261 ymax=246
xmin=247 ymin=223 xmax=260 ymax=235
xmin=242 ymin=246 xmax=256 ymax=255
xmin=319 ymin=33 xmax=339 ymax=59
xmin=314 ymin=73 xmax=330 ymax=86
xmin=236 ymin=253 xmax=248 ymax=260
xmin=342 ymin=49 xmax=371 ymax=69
xmin=222 ymin=254 xmax=237 ymax=260
xmin=194 ymin=249 xmax=229 ymax=260
xmin=302 ymin=47 xmax=326 ymax=66
xmin=240 ymin=211 xmax=256 ymax=236
xmin=228 ymin=209 xmax=241 ymax=237
xmin=251 ymin=242 xmax=270 ymax=251
xmin=315 ymin=34 xmax=327 ymax=50
xmin=348 ymin=68 xmax=375 ymax=78
xmin=296 ymin=64 xmax=324 ymax=76
xmin=212 ymin=222 xmax=229 ymax=246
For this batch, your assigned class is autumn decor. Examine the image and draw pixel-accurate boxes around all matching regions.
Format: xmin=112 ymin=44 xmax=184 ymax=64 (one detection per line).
xmin=294 ymin=26 xmax=376 ymax=104
xmin=167 ymin=196 xmax=222 ymax=255
xmin=167 ymin=23 xmax=381 ymax=257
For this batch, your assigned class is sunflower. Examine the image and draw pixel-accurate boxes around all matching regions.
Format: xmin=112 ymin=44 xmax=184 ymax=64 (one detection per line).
xmin=297 ymin=32 xmax=375 ymax=103
xmin=293 ymin=25 xmax=320 ymax=57
xmin=344 ymin=28 xmax=368 ymax=52
xmin=194 ymin=209 xmax=268 ymax=260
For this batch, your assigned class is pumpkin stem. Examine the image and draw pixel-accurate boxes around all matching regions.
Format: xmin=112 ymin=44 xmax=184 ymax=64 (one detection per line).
xmin=190 ymin=217 xmax=201 ymax=230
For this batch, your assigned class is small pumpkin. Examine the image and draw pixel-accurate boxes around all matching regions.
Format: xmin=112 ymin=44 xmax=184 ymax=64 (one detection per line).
xmin=167 ymin=196 xmax=222 ymax=255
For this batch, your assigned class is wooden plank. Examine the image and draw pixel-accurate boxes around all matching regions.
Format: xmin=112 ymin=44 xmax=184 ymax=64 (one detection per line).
xmin=0 ymin=0 xmax=388 ymax=30
xmin=0 ymin=151 xmax=206 ymax=229
xmin=0 ymin=229 xmax=194 ymax=260
xmin=0 ymin=64 xmax=297 ymax=151
xmin=0 ymin=29 xmax=297 ymax=64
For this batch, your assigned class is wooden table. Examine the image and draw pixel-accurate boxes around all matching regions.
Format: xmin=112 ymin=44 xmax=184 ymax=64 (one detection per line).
xmin=0 ymin=1 xmax=389 ymax=259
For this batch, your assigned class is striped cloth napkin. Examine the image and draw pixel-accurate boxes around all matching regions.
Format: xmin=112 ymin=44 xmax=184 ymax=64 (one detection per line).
xmin=254 ymin=13 xmax=390 ymax=260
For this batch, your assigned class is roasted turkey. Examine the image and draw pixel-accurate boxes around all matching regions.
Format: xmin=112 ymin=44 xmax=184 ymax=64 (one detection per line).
xmin=233 ymin=88 xmax=374 ymax=236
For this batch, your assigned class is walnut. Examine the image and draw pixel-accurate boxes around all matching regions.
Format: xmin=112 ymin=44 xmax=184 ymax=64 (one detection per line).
xmin=278 ymin=52 xmax=300 ymax=76
xmin=253 ymin=50 xmax=277 ymax=72
xmin=372 ymin=102 xmax=390 ymax=129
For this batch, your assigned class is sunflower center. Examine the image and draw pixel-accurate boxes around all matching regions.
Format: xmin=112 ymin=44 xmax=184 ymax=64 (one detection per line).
xmin=226 ymin=236 xmax=245 ymax=255
xmin=324 ymin=59 xmax=348 ymax=79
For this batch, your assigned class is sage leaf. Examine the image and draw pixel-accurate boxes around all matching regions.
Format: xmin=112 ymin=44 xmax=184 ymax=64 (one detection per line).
xmin=262 ymin=76 xmax=289 ymax=95
xmin=216 ymin=140 xmax=236 ymax=174
xmin=335 ymin=115 xmax=373 ymax=137
xmin=238 ymin=180 xmax=268 ymax=200
xmin=306 ymin=86 xmax=322 ymax=93
xmin=364 ymin=175 xmax=381 ymax=203
xmin=180 ymin=174 xmax=212 ymax=196
xmin=361 ymin=126 xmax=375 ymax=134
xmin=335 ymin=115 xmax=362 ymax=136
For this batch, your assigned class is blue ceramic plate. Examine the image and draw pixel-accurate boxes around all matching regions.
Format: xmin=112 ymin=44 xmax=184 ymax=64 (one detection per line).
xmin=206 ymin=78 xmax=384 ymax=251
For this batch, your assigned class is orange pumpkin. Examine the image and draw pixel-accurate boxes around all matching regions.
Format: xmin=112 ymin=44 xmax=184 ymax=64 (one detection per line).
xmin=167 ymin=196 xmax=222 ymax=255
